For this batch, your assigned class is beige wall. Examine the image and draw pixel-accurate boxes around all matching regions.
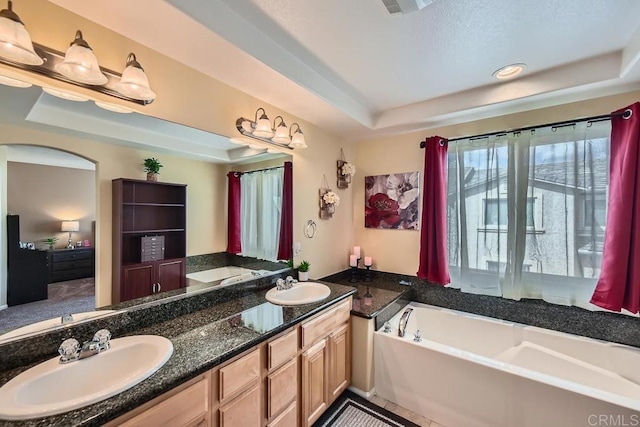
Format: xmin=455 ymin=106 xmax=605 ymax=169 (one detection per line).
xmin=354 ymin=90 xmax=640 ymax=276
xmin=7 ymin=162 xmax=95 ymax=247
xmin=0 ymin=127 xmax=227 ymax=307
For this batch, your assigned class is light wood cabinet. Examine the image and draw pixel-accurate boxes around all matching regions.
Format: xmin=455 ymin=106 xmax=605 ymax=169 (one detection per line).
xmin=328 ymin=323 xmax=351 ymax=403
xmin=301 ymin=339 xmax=328 ymax=426
xmin=267 ymin=358 xmax=297 ymax=419
xmin=267 ymin=402 xmax=296 ymax=427
xmin=219 ymin=382 xmax=261 ymax=427
xmin=219 ymin=348 xmax=260 ymax=402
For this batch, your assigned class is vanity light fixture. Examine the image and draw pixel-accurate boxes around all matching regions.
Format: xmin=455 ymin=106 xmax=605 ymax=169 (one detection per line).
xmin=235 ymin=108 xmax=307 ymax=150
xmin=42 ymin=86 xmax=89 ymax=102
xmin=114 ymin=53 xmax=156 ymax=102
xmin=95 ymin=100 xmax=134 ymax=114
xmin=0 ymin=1 xmax=43 ymax=65
xmin=492 ymin=63 xmax=526 ymax=80
xmin=55 ymin=30 xmax=108 ymax=85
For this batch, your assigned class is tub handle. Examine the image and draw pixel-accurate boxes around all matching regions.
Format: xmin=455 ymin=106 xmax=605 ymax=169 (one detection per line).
xmin=383 ymin=322 xmax=392 ymax=333
xmin=413 ymin=329 xmax=422 ymax=343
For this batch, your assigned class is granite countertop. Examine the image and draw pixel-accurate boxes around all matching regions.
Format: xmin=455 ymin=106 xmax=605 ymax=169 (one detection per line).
xmin=320 ymin=270 xmax=414 ymax=319
xmin=0 ymin=281 xmax=355 ymax=427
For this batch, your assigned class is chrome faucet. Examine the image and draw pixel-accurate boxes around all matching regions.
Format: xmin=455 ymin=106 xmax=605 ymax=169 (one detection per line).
xmin=58 ymin=329 xmax=111 ymax=364
xmin=398 ymin=307 xmax=413 ymax=337
xmin=61 ymin=314 xmax=74 ymax=324
xmin=276 ymin=276 xmax=298 ymax=291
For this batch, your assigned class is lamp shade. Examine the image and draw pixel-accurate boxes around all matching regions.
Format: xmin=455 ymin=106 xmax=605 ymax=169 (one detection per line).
xmin=252 ymin=109 xmax=274 ymax=138
xmin=289 ymin=128 xmax=307 ymax=149
xmin=61 ymin=221 xmax=79 ymax=232
xmin=0 ymin=1 xmax=43 ymax=65
xmin=272 ymin=122 xmax=291 ymax=144
xmin=114 ymin=53 xmax=156 ymax=102
xmin=54 ymin=30 xmax=107 ymax=86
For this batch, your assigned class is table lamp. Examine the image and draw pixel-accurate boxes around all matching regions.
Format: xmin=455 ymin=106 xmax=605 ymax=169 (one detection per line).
xmin=61 ymin=220 xmax=79 ymax=249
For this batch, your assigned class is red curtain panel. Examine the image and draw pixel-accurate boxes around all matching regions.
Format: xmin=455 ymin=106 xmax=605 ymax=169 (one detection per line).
xmin=591 ymin=102 xmax=640 ymax=312
xmin=417 ymin=136 xmax=450 ymax=284
xmin=226 ymin=171 xmax=242 ymax=254
xmin=277 ymin=161 xmax=293 ymax=260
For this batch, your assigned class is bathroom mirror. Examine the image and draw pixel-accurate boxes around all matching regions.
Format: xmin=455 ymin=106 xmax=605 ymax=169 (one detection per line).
xmin=0 ymin=83 xmax=291 ymax=343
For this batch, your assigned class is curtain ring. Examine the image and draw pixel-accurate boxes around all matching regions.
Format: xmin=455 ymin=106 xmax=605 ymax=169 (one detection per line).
xmin=439 ymin=139 xmax=445 ymax=146
xmin=551 ymin=127 xmax=557 ymax=132
xmin=587 ymin=121 xmax=593 ymax=128
xmin=304 ymin=220 xmax=316 ymax=238
xmin=623 ymin=109 xmax=633 ymax=119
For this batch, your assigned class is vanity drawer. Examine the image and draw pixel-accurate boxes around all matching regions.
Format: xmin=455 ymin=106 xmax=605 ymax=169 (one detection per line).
xmin=50 ymin=249 xmax=92 ymax=262
xmin=52 ymin=259 xmax=92 ymax=271
xmin=219 ymin=348 xmax=260 ymax=402
xmin=268 ymin=328 xmax=297 ymax=371
xmin=301 ymin=298 xmax=351 ymax=348
xmin=267 ymin=358 xmax=297 ymax=419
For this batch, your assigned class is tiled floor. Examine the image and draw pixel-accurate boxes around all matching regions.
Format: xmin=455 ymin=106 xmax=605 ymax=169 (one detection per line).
xmin=367 ymin=394 xmax=445 ymax=427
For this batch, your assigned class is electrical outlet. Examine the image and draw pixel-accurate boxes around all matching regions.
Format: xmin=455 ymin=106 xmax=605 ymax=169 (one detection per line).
xmin=293 ymin=242 xmax=301 ymax=256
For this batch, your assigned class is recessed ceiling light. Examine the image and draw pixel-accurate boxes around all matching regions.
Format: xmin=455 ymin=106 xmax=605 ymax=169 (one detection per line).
xmin=42 ymin=87 xmax=89 ymax=102
xmin=492 ymin=63 xmax=526 ymax=80
xmin=0 ymin=74 xmax=31 ymax=88
xmin=95 ymin=101 xmax=134 ymax=114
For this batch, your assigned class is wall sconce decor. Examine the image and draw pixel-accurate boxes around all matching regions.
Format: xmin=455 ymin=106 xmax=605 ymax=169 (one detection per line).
xmin=0 ymin=1 xmax=155 ymax=106
xmin=235 ymin=107 xmax=308 ymax=151
xmin=337 ymin=148 xmax=356 ymax=189
xmin=61 ymin=220 xmax=79 ymax=249
xmin=319 ymin=175 xmax=339 ymax=219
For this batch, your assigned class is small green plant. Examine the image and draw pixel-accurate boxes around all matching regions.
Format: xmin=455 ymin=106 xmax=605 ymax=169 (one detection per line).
xmin=297 ymin=260 xmax=310 ymax=272
xmin=143 ymin=158 xmax=163 ymax=174
xmin=286 ymin=259 xmax=294 ymax=268
xmin=45 ymin=236 xmax=58 ymax=250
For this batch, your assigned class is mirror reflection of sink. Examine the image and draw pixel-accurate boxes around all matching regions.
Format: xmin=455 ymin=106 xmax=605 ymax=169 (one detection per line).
xmin=265 ymin=282 xmax=331 ymax=306
xmin=0 ymin=310 xmax=118 ymax=342
xmin=0 ymin=335 xmax=173 ymax=420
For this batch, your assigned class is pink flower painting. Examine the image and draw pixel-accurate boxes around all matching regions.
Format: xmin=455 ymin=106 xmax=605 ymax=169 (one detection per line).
xmin=365 ymin=172 xmax=420 ymax=230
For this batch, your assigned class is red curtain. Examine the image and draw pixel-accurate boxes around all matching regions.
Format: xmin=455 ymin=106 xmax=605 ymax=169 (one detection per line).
xmin=417 ymin=136 xmax=450 ymax=284
xmin=277 ymin=162 xmax=293 ymax=260
xmin=226 ymin=172 xmax=242 ymax=254
xmin=591 ymin=102 xmax=640 ymax=313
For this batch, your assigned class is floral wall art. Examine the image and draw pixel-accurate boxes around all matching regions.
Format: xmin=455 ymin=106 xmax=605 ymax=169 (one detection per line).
xmin=365 ymin=172 xmax=420 ymax=230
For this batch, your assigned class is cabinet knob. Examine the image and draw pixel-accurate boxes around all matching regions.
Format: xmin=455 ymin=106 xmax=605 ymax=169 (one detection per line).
xmin=152 ymin=283 xmax=157 ymax=293
xmin=157 ymin=283 xmax=162 ymax=292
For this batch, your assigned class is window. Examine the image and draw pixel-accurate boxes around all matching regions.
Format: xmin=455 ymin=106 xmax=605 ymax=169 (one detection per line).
xmin=447 ymin=121 xmax=611 ymax=308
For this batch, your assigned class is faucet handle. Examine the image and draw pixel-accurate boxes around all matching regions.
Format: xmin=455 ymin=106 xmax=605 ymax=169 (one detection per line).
xmin=383 ymin=322 xmax=392 ymax=333
xmin=59 ymin=338 xmax=80 ymax=363
xmin=93 ymin=329 xmax=111 ymax=351
xmin=276 ymin=278 xmax=285 ymax=290
xmin=413 ymin=329 xmax=422 ymax=343
xmin=61 ymin=314 xmax=74 ymax=324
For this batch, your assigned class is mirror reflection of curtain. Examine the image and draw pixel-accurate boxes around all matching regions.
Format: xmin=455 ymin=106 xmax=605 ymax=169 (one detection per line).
xmin=447 ymin=121 xmax=611 ymax=309
xmin=240 ymin=168 xmax=284 ymax=261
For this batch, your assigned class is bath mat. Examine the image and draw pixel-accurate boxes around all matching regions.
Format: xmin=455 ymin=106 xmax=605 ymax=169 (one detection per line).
xmin=313 ymin=390 xmax=420 ymax=427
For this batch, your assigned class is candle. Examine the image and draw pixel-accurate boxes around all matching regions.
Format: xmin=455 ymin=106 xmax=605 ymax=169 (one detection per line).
xmin=349 ymin=254 xmax=358 ymax=267
xmin=353 ymin=246 xmax=361 ymax=258
xmin=364 ymin=256 xmax=372 ymax=267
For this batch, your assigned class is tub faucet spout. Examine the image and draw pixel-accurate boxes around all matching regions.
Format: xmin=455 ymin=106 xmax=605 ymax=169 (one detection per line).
xmin=398 ymin=307 xmax=413 ymax=337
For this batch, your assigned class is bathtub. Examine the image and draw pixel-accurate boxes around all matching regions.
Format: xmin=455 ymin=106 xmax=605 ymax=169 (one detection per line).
xmin=186 ymin=266 xmax=270 ymax=287
xmin=375 ymin=302 xmax=640 ymax=427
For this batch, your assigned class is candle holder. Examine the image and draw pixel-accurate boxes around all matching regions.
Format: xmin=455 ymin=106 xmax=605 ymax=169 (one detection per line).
xmin=364 ymin=287 xmax=373 ymax=306
xmin=363 ymin=265 xmax=373 ymax=282
xmin=348 ymin=257 xmax=361 ymax=283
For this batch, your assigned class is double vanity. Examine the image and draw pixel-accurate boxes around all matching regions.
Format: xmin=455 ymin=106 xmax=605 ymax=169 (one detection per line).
xmin=0 ymin=272 xmax=355 ymax=426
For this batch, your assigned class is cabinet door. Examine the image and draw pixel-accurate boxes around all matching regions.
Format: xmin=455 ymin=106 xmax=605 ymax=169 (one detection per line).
xmin=157 ymin=258 xmax=185 ymax=293
xmin=123 ymin=263 xmax=154 ymax=301
xmin=219 ymin=382 xmax=260 ymax=427
xmin=328 ymin=323 xmax=351 ymax=403
xmin=301 ymin=339 xmax=328 ymax=427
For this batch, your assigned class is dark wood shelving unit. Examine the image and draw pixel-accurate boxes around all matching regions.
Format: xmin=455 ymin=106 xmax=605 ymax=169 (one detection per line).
xmin=112 ymin=178 xmax=187 ymax=303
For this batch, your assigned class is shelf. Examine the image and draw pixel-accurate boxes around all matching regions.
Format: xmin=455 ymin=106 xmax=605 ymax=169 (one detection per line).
xmin=122 ymin=229 xmax=185 ymax=234
xmin=123 ymin=203 xmax=185 ymax=207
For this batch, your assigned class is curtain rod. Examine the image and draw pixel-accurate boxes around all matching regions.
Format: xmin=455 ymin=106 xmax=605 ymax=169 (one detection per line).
xmin=237 ymin=165 xmax=284 ymax=175
xmin=419 ymin=109 xmax=632 ymax=148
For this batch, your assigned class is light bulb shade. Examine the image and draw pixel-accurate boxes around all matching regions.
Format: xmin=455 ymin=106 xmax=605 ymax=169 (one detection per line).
xmin=0 ymin=73 xmax=30 ymax=87
xmin=95 ymin=100 xmax=133 ymax=113
xmin=43 ymin=86 xmax=89 ymax=102
xmin=114 ymin=53 xmax=156 ymax=101
xmin=61 ymin=220 xmax=79 ymax=232
xmin=289 ymin=130 xmax=307 ymax=149
xmin=55 ymin=31 xmax=107 ymax=85
xmin=253 ymin=116 xmax=274 ymax=138
xmin=271 ymin=123 xmax=291 ymax=144
xmin=0 ymin=2 xmax=43 ymax=65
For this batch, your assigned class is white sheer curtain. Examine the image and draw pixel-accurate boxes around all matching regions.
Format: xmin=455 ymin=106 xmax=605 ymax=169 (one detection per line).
xmin=240 ymin=168 xmax=283 ymax=261
xmin=447 ymin=121 xmax=611 ymax=308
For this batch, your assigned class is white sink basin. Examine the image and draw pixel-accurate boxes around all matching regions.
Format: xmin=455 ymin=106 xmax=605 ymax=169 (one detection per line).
xmin=265 ymin=282 xmax=331 ymax=305
xmin=0 ymin=335 xmax=173 ymax=420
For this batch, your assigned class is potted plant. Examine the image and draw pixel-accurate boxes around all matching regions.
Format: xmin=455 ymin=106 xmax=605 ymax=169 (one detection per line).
xmin=143 ymin=158 xmax=163 ymax=182
xmin=297 ymin=260 xmax=310 ymax=281
xmin=45 ymin=236 xmax=58 ymax=250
